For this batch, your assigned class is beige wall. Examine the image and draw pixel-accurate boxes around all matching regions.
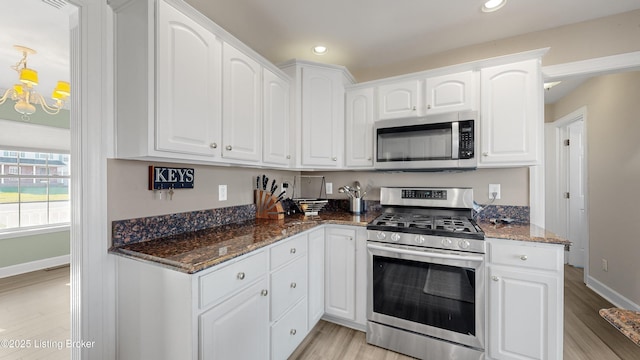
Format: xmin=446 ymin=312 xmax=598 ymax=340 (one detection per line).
xmin=547 ymin=71 xmax=640 ymax=305
xmin=107 ymin=159 xmax=299 ymax=222
xmin=305 ymin=168 xmax=529 ymax=205
xmin=354 ymin=10 xmax=640 ymax=81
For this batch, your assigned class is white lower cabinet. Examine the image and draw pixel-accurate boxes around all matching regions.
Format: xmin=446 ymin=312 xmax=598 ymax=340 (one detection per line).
xmin=323 ymin=226 xmax=367 ymax=330
xmin=271 ymin=299 xmax=308 ymax=359
xmin=486 ymin=238 xmax=564 ymax=360
xmin=200 ymin=278 xmax=269 ymax=360
xmin=308 ymin=228 xmax=325 ymax=327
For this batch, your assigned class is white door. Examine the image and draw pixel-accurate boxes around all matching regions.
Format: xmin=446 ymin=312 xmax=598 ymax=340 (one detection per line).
xmin=262 ymin=68 xmax=291 ymax=166
xmin=345 ymin=88 xmax=374 ymax=167
xmin=377 ymin=80 xmax=420 ymax=120
xmin=567 ymin=120 xmax=586 ymax=267
xmin=425 ymin=71 xmax=476 ymax=115
xmin=308 ymin=228 xmax=325 ymax=326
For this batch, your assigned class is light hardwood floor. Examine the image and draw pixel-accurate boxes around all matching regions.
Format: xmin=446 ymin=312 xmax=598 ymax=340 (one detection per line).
xmin=0 ymin=266 xmax=70 ymax=360
xmin=1 ymin=265 xmax=638 ymax=359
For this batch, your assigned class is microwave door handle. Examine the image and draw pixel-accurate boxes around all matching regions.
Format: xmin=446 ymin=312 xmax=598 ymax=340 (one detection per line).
xmin=451 ymin=121 xmax=459 ymax=159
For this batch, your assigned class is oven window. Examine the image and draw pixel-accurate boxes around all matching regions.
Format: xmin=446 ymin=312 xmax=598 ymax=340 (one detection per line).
xmin=376 ymin=124 xmax=452 ymax=162
xmin=372 ymin=255 xmax=476 ymax=336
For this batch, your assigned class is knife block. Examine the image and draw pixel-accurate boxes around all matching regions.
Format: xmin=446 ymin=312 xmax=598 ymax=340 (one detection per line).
xmin=255 ymin=190 xmax=284 ymax=219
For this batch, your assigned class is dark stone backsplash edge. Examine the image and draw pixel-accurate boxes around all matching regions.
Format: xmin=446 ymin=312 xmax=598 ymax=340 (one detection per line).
xmin=475 ymin=204 xmax=529 ymax=224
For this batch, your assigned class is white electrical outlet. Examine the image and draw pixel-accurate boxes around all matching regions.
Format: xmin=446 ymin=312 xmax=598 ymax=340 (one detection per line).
xmin=218 ymin=184 xmax=227 ymax=201
xmin=601 ymin=258 xmax=608 ymax=272
xmin=326 ymin=182 xmax=333 ymax=195
xmin=489 ymin=184 xmax=501 ymax=200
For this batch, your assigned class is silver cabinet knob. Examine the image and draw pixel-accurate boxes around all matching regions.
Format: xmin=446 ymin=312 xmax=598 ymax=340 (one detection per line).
xmin=226 ymin=145 xmax=232 ymax=151
xmin=237 ymin=272 xmax=245 ymax=280
xmin=290 ymin=329 xmax=297 ymax=335
xmin=332 ymin=156 xmax=337 ymax=161
xmin=520 ymin=255 xmax=528 ymax=261
xmin=412 ymin=105 xmax=417 ymax=111
xmin=367 ymin=157 xmax=372 ymax=161
xmin=210 ymin=142 xmax=218 ymax=149
xmin=482 ymin=152 xmax=489 ymax=157
xmin=290 ymin=248 xmax=296 ymax=254
xmin=290 ymin=282 xmax=297 ymax=289
xmin=427 ymin=104 xmax=432 ymax=110
xmin=492 ymin=276 xmax=499 ymax=281
xmin=261 ymin=289 xmax=268 ymax=296
xmin=286 ymin=155 xmax=291 ymax=159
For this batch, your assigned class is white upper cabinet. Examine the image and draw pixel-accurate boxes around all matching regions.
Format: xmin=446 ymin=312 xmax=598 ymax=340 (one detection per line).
xmin=222 ymin=43 xmax=262 ymax=163
xmin=345 ymin=88 xmax=375 ymax=168
xmin=425 ymin=71 xmax=476 ymax=115
xmin=262 ymin=68 xmax=291 ymax=167
xmin=376 ymin=80 xmax=421 ymax=120
xmin=479 ymin=59 xmax=542 ymax=167
xmin=280 ymin=60 xmax=352 ymax=169
xmin=156 ymin=0 xmax=222 ymax=157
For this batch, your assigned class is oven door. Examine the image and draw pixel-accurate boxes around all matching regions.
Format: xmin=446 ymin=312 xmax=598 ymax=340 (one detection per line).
xmin=367 ymin=242 xmax=485 ymax=350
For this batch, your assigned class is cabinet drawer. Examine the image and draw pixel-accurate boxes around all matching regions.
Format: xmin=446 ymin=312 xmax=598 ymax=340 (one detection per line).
xmin=271 ymin=298 xmax=308 ymax=360
xmin=199 ymin=251 xmax=267 ymax=309
xmin=489 ymin=241 xmax=561 ymax=271
xmin=270 ymin=234 xmax=307 ymax=270
xmin=271 ymin=255 xmax=308 ymax=321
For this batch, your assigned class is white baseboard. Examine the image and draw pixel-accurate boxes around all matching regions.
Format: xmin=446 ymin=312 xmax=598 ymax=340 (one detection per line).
xmin=0 ymin=255 xmax=70 ymax=279
xmin=586 ymin=275 xmax=640 ymax=312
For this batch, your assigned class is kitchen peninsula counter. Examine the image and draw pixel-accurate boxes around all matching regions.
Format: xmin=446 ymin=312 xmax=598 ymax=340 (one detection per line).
xmin=478 ymin=221 xmax=571 ymax=246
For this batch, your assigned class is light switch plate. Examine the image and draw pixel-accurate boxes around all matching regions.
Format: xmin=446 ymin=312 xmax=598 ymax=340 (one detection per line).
xmin=219 ymin=184 xmax=227 ymax=201
xmin=326 ymin=182 xmax=333 ymax=195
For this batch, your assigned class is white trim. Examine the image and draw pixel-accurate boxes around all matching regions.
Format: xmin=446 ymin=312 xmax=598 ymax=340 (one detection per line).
xmin=587 ymin=275 xmax=640 ymax=312
xmin=0 ymin=225 xmax=70 ymax=240
xmin=542 ymin=51 xmax=640 ymax=80
xmin=0 ymin=254 xmax=70 ymax=279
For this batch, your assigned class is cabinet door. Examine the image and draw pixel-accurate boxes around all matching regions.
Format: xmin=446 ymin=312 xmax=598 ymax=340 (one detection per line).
xmin=488 ymin=266 xmax=560 ymax=360
xmin=222 ymin=43 xmax=262 ymax=162
xmin=308 ymin=228 xmax=325 ymax=327
xmin=345 ymin=88 xmax=374 ymax=168
xmin=301 ymin=67 xmax=344 ymax=167
xmin=200 ymin=278 xmax=269 ymax=360
xmin=156 ymin=0 xmax=222 ymax=157
xmin=480 ymin=59 xmax=542 ymax=166
xmin=324 ymin=227 xmax=356 ymax=320
xmin=271 ymin=299 xmax=308 ymax=360
xmin=262 ymin=68 xmax=291 ymax=166
xmin=425 ymin=71 xmax=476 ymax=115
xmin=377 ymin=80 xmax=420 ymax=120
xmin=270 ymin=256 xmax=308 ymax=321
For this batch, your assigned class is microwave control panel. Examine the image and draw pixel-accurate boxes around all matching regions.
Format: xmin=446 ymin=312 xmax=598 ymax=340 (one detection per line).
xmin=459 ymin=120 xmax=474 ymax=159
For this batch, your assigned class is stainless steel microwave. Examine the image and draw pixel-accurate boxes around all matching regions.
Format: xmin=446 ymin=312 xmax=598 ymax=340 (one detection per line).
xmin=374 ymin=111 xmax=478 ymax=170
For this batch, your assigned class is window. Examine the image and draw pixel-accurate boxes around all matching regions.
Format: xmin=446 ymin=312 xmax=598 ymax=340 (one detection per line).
xmin=0 ymin=150 xmax=71 ymax=231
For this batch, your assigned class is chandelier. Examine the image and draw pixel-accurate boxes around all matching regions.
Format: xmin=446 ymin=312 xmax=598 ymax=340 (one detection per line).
xmin=0 ymin=45 xmax=70 ymax=120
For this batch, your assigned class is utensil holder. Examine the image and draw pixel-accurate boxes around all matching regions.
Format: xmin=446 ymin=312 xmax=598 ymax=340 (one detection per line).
xmin=350 ymin=198 xmax=365 ymax=214
xmin=255 ymin=190 xmax=284 ymax=219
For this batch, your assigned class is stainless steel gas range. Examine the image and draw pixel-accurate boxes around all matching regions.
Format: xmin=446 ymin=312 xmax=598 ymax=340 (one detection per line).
xmin=366 ymin=187 xmax=485 ymax=360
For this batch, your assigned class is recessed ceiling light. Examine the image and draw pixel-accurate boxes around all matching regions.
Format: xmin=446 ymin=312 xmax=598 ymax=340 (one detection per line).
xmin=482 ymin=0 xmax=507 ymax=13
xmin=312 ymin=45 xmax=328 ymax=55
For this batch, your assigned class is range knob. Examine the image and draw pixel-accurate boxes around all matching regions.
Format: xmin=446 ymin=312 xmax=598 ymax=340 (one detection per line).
xmin=390 ymin=233 xmax=401 ymax=242
xmin=441 ymin=238 xmax=453 ymax=247
xmin=376 ymin=232 xmax=386 ymax=240
xmin=415 ymin=235 xmax=426 ymax=244
xmin=458 ymin=240 xmax=470 ymax=249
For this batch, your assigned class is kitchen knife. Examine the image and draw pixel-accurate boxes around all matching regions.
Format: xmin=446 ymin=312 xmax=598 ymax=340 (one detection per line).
xmin=275 ymin=190 xmax=286 ymax=203
xmin=270 ymin=179 xmax=277 ymax=195
xmin=262 ymin=175 xmax=268 ymax=190
xmin=256 ymin=176 xmax=260 ymax=190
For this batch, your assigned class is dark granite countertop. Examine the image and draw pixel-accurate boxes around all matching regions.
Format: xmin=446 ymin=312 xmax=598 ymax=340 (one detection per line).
xmin=109 ymin=211 xmax=380 ymax=274
xmin=110 ymin=210 xmax=569 ymax=274
xmin=478 ymin=221 xmax=571 ymax=246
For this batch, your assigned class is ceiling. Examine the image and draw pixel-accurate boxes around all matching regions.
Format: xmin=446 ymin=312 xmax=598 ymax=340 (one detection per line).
xmin=2 ymin=0 xmax=640 ymax=106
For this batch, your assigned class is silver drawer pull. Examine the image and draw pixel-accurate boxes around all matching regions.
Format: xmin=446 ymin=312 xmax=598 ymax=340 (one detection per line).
xmin=290 ymin=282 xmax=297 ymax=289
xmin=492 ymin=276 xmax=499 ymax=281
xmin=261 ymin=289 xmax=268 ymax=296
xmin=290 ymin=248 xmax=296 ymax=254
xmin=210 ymin=142 xmax=217 ymax=149
xmin=520 ymin=255 xmax=528 ymax=261
xmin=237 ymin=272 xmax=245 ymax=280
xmin=226 ymin=145 xmax=232 ymax=151
xmin=290 ymin=329 xmax=297 ymax=336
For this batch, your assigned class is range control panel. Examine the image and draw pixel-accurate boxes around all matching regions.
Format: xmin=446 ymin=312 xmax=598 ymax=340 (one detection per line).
xmin=401 ymin=189 xmax=447 ymax=200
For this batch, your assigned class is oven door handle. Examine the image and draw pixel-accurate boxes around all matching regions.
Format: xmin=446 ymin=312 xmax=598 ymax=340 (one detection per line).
xmin=367 ymin=243 xmax=484 ymax=262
